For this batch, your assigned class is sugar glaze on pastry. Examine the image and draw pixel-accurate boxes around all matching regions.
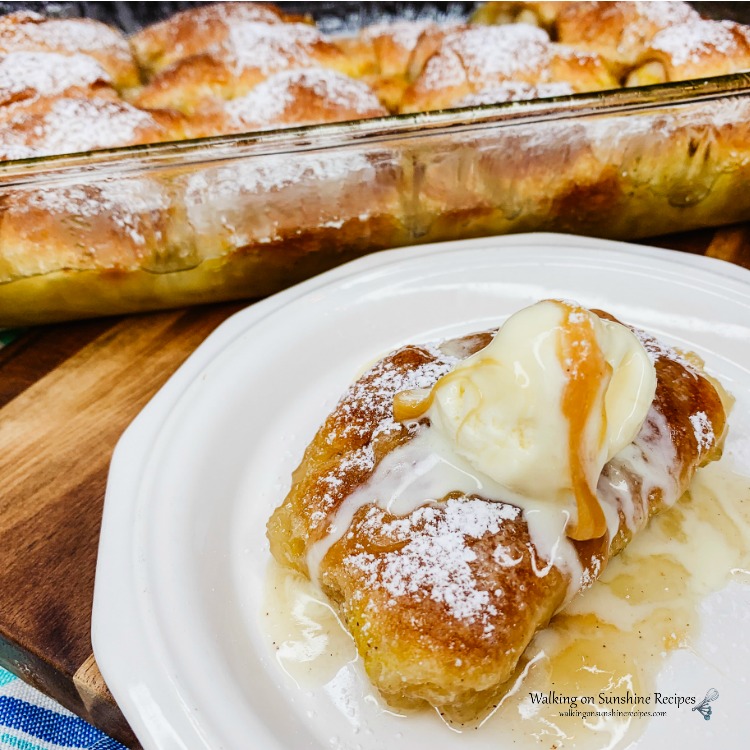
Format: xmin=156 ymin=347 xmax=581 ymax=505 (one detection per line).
xmin=264 ymin=462 xmax=749 ymax=747
xmin=307 ymin=300 xmax=661 ymax=604
xmin=267 ymin=300 xmax=729 ymax=715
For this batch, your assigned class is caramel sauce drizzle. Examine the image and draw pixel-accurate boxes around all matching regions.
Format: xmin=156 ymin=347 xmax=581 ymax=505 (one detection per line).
xmin=558 ymin=303 xmax=610 ymax=541
xmin=393 ymin=302 xmax=613 ymax=542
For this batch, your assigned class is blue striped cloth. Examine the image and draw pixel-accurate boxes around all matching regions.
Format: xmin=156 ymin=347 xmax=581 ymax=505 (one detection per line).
xmin=0 ymin=668 xmax=125 ymax=750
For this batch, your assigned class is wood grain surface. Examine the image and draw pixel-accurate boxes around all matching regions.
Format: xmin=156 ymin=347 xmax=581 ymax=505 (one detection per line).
xmin=0 ymin=228 xmax=748 ymax=749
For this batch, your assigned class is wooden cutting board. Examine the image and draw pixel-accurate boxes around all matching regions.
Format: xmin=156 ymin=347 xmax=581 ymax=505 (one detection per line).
xmin=0 ymin=228 xmax=748 ymax=749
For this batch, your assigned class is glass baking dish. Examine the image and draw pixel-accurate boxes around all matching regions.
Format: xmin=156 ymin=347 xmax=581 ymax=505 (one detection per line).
xmin=2 ymin=70 xmax=750 ymax=326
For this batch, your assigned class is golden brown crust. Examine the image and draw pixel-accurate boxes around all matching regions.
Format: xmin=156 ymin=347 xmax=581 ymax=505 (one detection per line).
xmin=627 ymin=19 xmax=750 ymax=87
xmin=131 ymin=23 xmax=366 ymax=114
xmin=368 ymin=20 xmax=446 ymax=79
xmin=340 ymin=21 xmax=451 ymax=111
xmin=555 ymin=1 xmax=700 ymax=73
xmin=0 ymin=11 xmax=140 ymax=90
xmin=130 ymin=53 xmax=238 ymax=114
xmin=400 ymin=24 xmax=616 ymax=114
xmin=267 ymin=319 xmax=727 ymax=712
xmin=189 ymin=68 xmax=387 ymax=137
xmin=0 ymin=178 xmax=175 ymax=282
xmin=0 ymin=50 xmax=117 ymax=108
xmin=405 ymin=24 xmax=470 ymax=83
xmin=0 ymin=97 xmax=187 ymax=161
xmin=321 ymin=501 xmax=567 ymax=709
xmin=4 ymin=2 xmax=750 ymax=328
xmin=130 ymin=2 xmax=307 ymax=77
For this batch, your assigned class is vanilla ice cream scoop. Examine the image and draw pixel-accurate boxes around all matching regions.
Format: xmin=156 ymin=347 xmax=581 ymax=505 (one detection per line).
xmin=393 ymin=300 xmax=657 ymax=540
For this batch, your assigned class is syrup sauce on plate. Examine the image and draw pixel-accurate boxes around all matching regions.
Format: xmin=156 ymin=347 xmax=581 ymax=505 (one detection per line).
xmin=263 ymin=461 xmax=750 ymax=749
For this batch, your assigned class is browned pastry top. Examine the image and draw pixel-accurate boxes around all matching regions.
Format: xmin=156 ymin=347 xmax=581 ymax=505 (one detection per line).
xmin=197 ymin=68 xmax=388 ymax=136
xmin=0 ymin=97 xmax=185 ymax=161
xmin=0 ymin=10 xmax=139 ymax=89
xmin=130 ymin=1 xmax=306 ymax=76
xmin=401 ymin=23 xmax=616 ymax=113
xmin=556 ymin=1 xmax=700 ymax=69
xmin=131 ymin=20 xmax=362 ymax=114
xmin=267 ymin=316 xmax=727 ymax=712
xmin=630 ymin=18 xmax=750 ymax=84
xmin=0 ymin=51 xmax=116 ymax=108
xmin=2 ymin=1 xmax=750 ymax=158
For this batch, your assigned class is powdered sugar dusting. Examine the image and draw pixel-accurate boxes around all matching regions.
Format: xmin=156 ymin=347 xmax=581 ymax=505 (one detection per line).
xmin=419 ymin=47 xmax=467 ymax=91
xmin=631 ymin=327 xmax=699 ymax=374
xmin=0 ymin=51 xmax=110 ymax=101
xmin=183 ymin=2 xmax=281 ymax=28
xmin=690 ymin=411 xmax=715 ymax=451
xmin=0 ymin=12 xmax=131 ymax=62
xmin=24 ymin=178 xmax=167 ymax=217
xmin=317 ymin=446 xmax=377 ymax=521
xmin=186 ymin=149 xmax=374 ymax=204
xmin=225 ymin=68 xmax=384 ymax=127
xmin=20 ymin=179 xmax=168 ymax=246
xmin=457 ymin=81 xmax=573 ymax=106
xmin=225 ymin=21 xmax=323 ymax=74
xmin=650 ymin=19 xmax=749 ymax=67
xmin=346 ymin=498 xmax=519 ymax=629
xmin=448 ymin=24 xmax=551 ymax=83
xmin=632 ymin=0 xmax=699 ymax=27
xmin=334 ymin=343 xmax=459 ymax=444
xmin=0 ymin=98 xmax=158 ymax=159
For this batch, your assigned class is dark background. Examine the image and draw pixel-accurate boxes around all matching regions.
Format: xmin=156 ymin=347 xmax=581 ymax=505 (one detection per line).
xmin=1 ymin=2 xmax=749 ymax=34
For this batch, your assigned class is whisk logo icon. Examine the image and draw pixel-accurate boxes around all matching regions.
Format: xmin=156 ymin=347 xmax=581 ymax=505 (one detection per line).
xmin=692 ymin=688 xmax=719 ymax=720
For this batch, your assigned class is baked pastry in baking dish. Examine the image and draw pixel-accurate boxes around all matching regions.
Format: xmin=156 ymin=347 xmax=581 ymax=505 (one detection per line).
xmin=3 ymin=2 xmax=750 ymax=326
xmin=400 ymin=23 xmax=616 ymax=113
xmin=0 ymin=10 xmax=139 ymax=90
xmin=555 ymin=1 xmax=700 ymax=73
xmin=267 ymin=301 xmax=728 ymax=713
xmin=0 ymin=51 xmax=116 ymax=108
xmin=0 ymin=97 xmax=187 ymax=161
xmin=0 ymin=179 xmax=176 ymax=281
xmin=627 ymin=18 xmax=750 ymax=86
xmin=1 ymin=1 xmax=749 ymax=153
xmin=190 ymin=68 xmax=388 ymax=137
xmin=129 ymin=1 xmax=307 ymax=78
xmin=132 ymin=20 xmax=366 ymax=115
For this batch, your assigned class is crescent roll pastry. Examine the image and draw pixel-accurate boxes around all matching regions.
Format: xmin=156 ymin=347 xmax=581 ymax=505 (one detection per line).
xmin=267 ymin=302 xmax=728 ymax=713
xmin=194 ymin=68 xmax=387 ymax=137
xmin=0 ymin=11 xmax=139 ymax=90
xmin=400 ymin=24 xmax=616 ymax=113
xmin=0 ymin=97 xmax=186 ymax=161
xmin=0 ymin=51 xmax=116 ymax=108
xmin=131 ymin=21 xmax=365 ymax=115
xmin=129 ymin=1 xmax=306 ymax=77
xmin=627 ymin=19 xmax=750 ymax=87
xmin=340 ymin=21 xmax=450 ymax=111
xmin=0 ymin=178 xmax=177 ymax=281
xmin=555 ymin=1 xmax=700 ymax=74
xmin=180 ymin=144 xmax=407 ymax=292
xmin=363 ymin=21 xmax=440 ymax=79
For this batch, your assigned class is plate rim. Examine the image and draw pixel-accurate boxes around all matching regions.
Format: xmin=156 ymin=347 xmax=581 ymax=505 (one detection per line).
xmin=92 ymin=232 xmax=750 ymax=750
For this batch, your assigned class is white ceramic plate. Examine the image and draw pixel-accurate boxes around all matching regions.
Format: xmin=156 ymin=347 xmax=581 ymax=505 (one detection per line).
xmin=93 ymin=233 xmax=750 ymax=750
